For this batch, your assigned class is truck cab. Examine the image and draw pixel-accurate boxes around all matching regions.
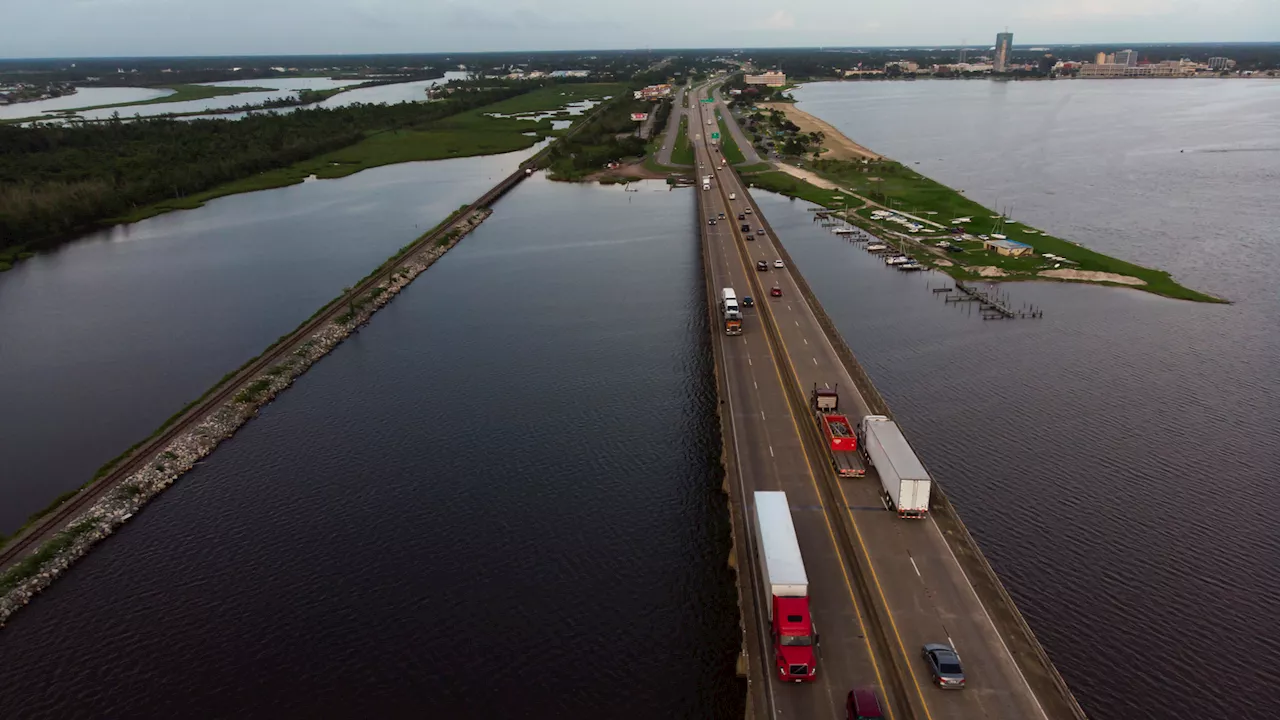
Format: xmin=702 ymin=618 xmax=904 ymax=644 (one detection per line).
xmin=773 ymin=596 xmax=818 ymax=681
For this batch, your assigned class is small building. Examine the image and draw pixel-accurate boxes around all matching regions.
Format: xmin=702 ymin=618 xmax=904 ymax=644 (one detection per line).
xmin=984 ymin=239 xmax=1035 ymax=257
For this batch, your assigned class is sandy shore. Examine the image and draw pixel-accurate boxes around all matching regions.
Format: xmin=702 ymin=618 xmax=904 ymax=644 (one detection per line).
xmin=758 ymin=103 xmax=882 ymax=161
xmin=1039 ymin=269 xmax=1146 ymax=286
xmin=773 ymin=163 xmax=840 ymax=190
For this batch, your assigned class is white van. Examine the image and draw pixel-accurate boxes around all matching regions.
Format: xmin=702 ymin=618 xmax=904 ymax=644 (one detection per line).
xmin=729 ymin=193 xmax=736 ymax=201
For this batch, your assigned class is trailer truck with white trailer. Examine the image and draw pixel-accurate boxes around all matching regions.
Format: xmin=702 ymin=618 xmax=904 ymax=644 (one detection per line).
xmin=856 ymin=415 xmax=932 ymax=518
xmin=753 ymin=491 xmax=818 ymax=682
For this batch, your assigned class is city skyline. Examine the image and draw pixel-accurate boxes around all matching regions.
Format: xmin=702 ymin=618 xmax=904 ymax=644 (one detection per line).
xmin=3 ymin=0 xmax=1277 ymax=58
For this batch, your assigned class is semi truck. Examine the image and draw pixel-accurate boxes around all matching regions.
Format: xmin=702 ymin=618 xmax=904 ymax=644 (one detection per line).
xmin=810 ymin=386 xmax=866 ymax=478
xmin=753 ymin=491 xmax=818 ymax=682
xmin=857 ymin=415 xmax=932 ymax=518
xmin=721 ymin=288 xmax=742 ymax=335
xmin=702 ymin=174 xmax=712 ymax=191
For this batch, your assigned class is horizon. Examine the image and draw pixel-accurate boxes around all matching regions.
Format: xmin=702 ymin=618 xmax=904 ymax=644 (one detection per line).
xmin=4 ymin=40 xmax=1279 ymax=63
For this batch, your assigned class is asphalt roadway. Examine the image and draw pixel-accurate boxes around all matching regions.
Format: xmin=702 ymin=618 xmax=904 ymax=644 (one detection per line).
xmin=693 ymin=81 xmax=1052 ymax=720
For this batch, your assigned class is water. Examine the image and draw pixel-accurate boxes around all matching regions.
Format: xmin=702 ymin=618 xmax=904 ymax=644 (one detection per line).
xmin=69 ymin=78 xmax=365 ymax=121
xmin=0 ymin=178 xmax=744 ymax=719
xmin=0 ymin=147 xmax=541 ymax=533
xmin=0 ymin=87 xmax=171 ymax=119
xmin=768 ymin=78 xmax=1280 ymax=719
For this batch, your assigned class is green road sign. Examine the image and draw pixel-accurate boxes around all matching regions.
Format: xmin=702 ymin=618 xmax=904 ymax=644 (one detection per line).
xmin=711 ymin=132 xmax=720 ymax=139
xmin=700 ymin=98 xmax=714 ymax=103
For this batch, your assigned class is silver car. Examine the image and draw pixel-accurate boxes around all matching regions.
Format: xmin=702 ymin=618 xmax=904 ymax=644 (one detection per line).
xmin=922 ymin=644 xmax=965 ymax=689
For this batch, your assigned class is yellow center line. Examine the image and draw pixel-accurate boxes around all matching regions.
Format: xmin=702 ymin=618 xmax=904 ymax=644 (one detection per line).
xmin=740 ymin=189 xmax=936 ymax=717
xmin=699 ymin=132 xmax=900 ymax=720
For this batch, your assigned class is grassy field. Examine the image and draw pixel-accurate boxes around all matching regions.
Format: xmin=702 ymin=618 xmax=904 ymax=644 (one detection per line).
xmin=50 ymin=84 xmax=279 ymax=113
xmin=716 ymin=112 xmax=746 ymax=164
xmin=806 ymin=159 xmax=1220 ymax=302
xmin=736 ymin=162 xmax=772 ymax=174
xmin=113 ymin=93 xmax=577 ymax=223
xmin=473 ymin=83 xmax=629 ymax=115
xmin=749 ymin=158 xmax=1220 ymax=302
xmin=671 ymin=116 xmax=694 ymax=165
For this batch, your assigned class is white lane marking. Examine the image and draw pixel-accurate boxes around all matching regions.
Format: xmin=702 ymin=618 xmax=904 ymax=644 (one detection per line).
xmin=812 ymin=357 xmax=818 ymax=365
xmin=787 ymin=304 xmax=792 ymax=311
xmin=754 ymin=380 xmax=758 ymax=389
xmin=824 ymin=382 xmax=830 ymax=389
xmin=803 ymin=338 xmax=808 ymax=345
xmin=760 ymin=411 xmax=766 ymax=421
xmin=794 ymin=320 xmax=799 ymax=326
xmin=748 ymin=358 xmax=752 ymax=366
xmin=769 ymin=446 xmax=775 ymax=457
xmin=910 ymin=556 xmax=922 ymax=577
xmin=948 ymin=637 xmax=957 ymax=653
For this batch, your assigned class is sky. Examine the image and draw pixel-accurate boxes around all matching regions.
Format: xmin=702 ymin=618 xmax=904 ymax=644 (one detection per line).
xmin=3 ymin=0 xmax=1277 ymax=58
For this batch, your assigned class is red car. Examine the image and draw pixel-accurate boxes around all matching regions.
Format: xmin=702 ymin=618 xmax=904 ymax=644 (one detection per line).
xmin=846 ymin=688 xmax=884 ymax=719
xmin=770 ymin=286 xmax=782 ymax=297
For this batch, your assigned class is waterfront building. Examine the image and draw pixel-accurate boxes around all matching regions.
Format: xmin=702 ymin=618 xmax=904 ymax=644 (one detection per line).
xmin=1114 ymin=49 xmax=1138 ymax=67
xmin=1208 ymin=56 xmax=1234 ymax=70
xmin=1095 ymin=52 xmax=1107 ymax=65
xmin=993 ymin=32 xmax=1014 ymax=72
xmin=745 ymin=71 xmax=787 ymax=87
xmin=984 ymin=238 xmax=1034 ymax=257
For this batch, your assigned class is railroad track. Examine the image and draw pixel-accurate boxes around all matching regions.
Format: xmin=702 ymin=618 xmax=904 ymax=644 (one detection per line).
xmin=0 ymin=99 xmax=609 ymax=574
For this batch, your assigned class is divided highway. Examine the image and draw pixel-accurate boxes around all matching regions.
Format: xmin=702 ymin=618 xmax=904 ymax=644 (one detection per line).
xmin=694 ymin=81 xmax=1054 ymax=720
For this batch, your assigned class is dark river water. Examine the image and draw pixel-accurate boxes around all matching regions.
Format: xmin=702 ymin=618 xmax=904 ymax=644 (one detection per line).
xmin=775 ymin=78 xmax=1280 ymax=720
xmin=0 ymin=147 xmax=541 ymax=532
xmin=0 ymin=177 xmax=745 ymax=718
xmin=2 ymin=79 xmax=1276 ymax=720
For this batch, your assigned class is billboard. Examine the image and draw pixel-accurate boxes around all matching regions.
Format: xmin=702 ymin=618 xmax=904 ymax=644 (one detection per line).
xmin=630 ymin=113 xmax=649 ymax=122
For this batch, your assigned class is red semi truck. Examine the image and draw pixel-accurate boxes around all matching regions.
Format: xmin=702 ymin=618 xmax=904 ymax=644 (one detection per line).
xmin=754 ymin=491 xmax=819 ymax=682
xmin=811 ymin=386 xmax=866 ymax=478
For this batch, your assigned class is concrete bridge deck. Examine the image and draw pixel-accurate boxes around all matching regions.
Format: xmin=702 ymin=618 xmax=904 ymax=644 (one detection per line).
xmin=693 ymin=79 xmax=1084 ymax=720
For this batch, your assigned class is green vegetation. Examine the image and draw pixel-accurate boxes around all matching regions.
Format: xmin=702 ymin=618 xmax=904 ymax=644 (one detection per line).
xmin=1 ymin=516 xmax=101 ymax=595
xmin=736 ymin=162 xmax=772 ymax=174
xmin=233 ymin=378 xmax=273 ymax=404
xmin=716 ymin=112 xmax=746 ymax=164
xmin=543 ymin=92 xmax=653 ymax=180
xmin=753 ymin=157 xmax=1221 ymax=302
xmin=1 ymin=85 xmax=547 ymax=256
xmin=51 ymin=84 xmax=277 ymax=113
xmin=746 ymin=171 xmax=849 ymax=208
xmin=470 ymin=83 xmax=628 ymax=115
xmin=671 ymin=116 xmax=695 ymax=166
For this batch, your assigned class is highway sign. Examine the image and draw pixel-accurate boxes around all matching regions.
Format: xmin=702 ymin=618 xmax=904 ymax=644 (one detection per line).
xmin=700 ymin=98 xmax=714 ymax=103
xmin=711 ymin=132 xmax=720 ymax=139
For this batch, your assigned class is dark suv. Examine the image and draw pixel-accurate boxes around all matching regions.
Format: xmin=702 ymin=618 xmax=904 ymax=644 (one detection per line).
xmin=756 ymin=260 xmax=768 ymax=271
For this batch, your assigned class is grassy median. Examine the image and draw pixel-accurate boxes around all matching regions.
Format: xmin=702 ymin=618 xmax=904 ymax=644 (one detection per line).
xmin=716 ymin=112 xmax=746 ymax=165
xmin=672 ymin=116 xmax=695 ymax=165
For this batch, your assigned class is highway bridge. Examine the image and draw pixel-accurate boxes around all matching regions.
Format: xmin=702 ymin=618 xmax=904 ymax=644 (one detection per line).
xmin=691 ymin=80 xmax=1082 ymax=720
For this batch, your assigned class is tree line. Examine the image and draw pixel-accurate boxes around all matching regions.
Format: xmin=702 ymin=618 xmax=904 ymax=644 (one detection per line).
xmin=0 ymin=86 xmax=530 ymax=254
xmin=544 ymin=95 xmax=652 ymax=179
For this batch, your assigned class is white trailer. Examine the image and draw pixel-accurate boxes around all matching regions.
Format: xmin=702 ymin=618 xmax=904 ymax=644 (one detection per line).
xmin=753 ymin=491 xmax=809 ymax=609
xmin=857 ymin=416 xmax=932 ymax=518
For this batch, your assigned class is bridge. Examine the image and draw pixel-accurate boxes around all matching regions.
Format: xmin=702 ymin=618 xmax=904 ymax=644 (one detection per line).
xmin=691 ymin=80 xmax=1086 ymax=720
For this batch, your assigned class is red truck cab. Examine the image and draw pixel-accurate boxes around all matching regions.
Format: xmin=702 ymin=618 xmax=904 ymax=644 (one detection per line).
xmin=773 ymin=595 xmax=818 ymax=681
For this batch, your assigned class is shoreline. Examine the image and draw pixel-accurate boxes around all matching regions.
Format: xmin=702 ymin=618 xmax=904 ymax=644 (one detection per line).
xmin=741 ymin=102 xmax=1222 ymax=302
xmin=0 ymin=203 xmax=496 ymax=628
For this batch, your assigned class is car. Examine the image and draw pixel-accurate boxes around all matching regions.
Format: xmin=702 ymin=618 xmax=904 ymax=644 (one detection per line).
xmin=846 ymin=688 xmax=884 ymax=719
xmin=756 ymin=260 xmax=769 ymax=271
xmin=745 ymin=208 xmax=753 ymax=214
xmin=922 ymin=643 xmax=965 ymax=689
xmin=708 ymin=218 xmax=716 ymax=225
xmin=742 ymin=296 xmax=754 ymax=307
xmin=741 ymin=224 xmax=750 ymax=233
xmin=773 ymin=259 xmax=784 ymax=268
xmin=718 ymin=212 xmax=726 ymax=219
xmin=756 ymin=229 xmax=766 ymax=236
xmin=770 ymin=285 xmax=782 ymax=297
xmin=738 ymin=213 xmax=746 ymax=220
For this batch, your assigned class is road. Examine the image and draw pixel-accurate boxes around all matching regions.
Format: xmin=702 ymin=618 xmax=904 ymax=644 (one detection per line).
xmin=656 ymin=83 xmax=691 ymax=167
xmin=710 ymin=86 xmax=764 ymax=165
xmin=693 ymin=80 xmax=1054 ymax=720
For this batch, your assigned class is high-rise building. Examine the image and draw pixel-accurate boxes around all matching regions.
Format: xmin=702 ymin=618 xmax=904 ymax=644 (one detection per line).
xmin=993 ymin=32 xmax=1014 ymax=72
xmin=1095 ymin=52 xmax=1107 ymax=65
xmin=1114 ymin=49 xmax=1137 ymax=67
